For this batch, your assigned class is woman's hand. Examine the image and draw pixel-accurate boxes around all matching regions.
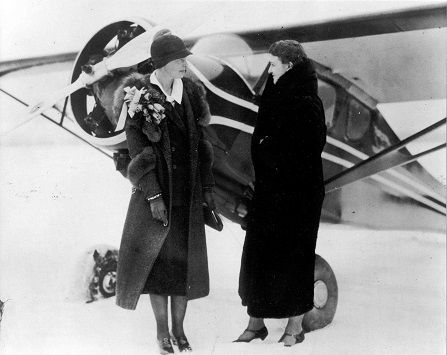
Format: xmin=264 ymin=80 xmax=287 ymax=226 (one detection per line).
xmin=149 ymin=198 xmax=168 ymax=226
xmin=204 ymin=191 xmax=216 ymax=210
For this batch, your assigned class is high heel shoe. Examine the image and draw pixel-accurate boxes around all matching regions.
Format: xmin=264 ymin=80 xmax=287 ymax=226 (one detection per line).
xmin=171 ymin=333 xmax=192 ymax=352
xmin=233 ymin=326 xmax=268 ymax=343
xmin=157 ymin=337 xmax=174 ymax=354
xmin=278 ymin=330 xmax=305 ymax=346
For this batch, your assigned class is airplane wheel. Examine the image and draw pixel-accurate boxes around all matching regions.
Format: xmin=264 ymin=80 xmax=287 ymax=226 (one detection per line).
xmin=302 ymin=254 xmax=338 ymax=332
xmin=82 ymin=246 xmax=118 ymax=302
xmin=99 ymin=262 xmax=117 ymax=298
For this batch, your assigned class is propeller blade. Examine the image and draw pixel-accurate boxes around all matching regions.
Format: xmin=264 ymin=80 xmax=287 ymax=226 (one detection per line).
xmin=105 ymin=25 xmax=168 ymax=70
xmin=28 ymin=76 xmax=86 ymax=116
xmin=27 ymin=26 xmax=168 ymax=117
xmin=28 ymin=3 xmax=216 ymax=117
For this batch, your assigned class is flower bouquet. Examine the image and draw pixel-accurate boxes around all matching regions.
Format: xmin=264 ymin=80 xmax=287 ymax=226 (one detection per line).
xmin=124 ymin=85 xmax=167 ymax=142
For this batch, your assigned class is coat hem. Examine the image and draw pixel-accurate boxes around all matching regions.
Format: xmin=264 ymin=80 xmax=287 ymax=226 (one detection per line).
xmin=244 ymin=301 xmax=314 ymax=319
xmin=116 ymin=299 xmax=138 ymax=310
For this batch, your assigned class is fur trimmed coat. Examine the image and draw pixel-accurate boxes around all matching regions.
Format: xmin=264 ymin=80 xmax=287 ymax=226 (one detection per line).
xmin=114 ymin=73 xmax=214 ymax=310
xmin=238 ymin=58 xmax=327 ymax=318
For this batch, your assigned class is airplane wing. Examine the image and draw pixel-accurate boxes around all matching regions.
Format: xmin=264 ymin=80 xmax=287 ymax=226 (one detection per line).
xmin=199 ymin=4 xmax=446 ymax=48
xmin=3 ymin=3 xmax=444 ymax=105
xmin=0 ymin=53 xmax=77 ymax=77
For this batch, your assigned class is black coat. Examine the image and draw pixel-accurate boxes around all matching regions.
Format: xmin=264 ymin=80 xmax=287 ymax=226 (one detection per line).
xmin=238 ymin=58 xmax=327 ymax=318
xmin=113 ymin=74 xmax=214 ymax=310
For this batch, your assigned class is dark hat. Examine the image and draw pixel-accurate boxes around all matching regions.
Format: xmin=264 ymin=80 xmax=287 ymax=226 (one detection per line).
xmin=150 ymin=34 xmax=192 ymax=69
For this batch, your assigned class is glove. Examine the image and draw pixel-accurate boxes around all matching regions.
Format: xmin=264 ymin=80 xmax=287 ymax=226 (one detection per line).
xmin=149 ymin=197 xmax=168 ymax=226
xmin=204 ymin=190 xmax=216 ymax=211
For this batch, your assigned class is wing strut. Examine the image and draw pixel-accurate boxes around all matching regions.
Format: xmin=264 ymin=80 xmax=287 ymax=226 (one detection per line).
xmin=60 ymin=97 xmax=69 ymax=126
xmin=0 ymin=87 xmax=112 ymax=159
xmin=325 ymin=117 xmax=446 ymax=194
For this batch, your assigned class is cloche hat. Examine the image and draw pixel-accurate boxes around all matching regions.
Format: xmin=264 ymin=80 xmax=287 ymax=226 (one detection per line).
xmin=150 ymin=34 xmax=192 ymax=69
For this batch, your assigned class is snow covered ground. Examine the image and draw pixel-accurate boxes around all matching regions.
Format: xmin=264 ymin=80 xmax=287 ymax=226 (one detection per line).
xmin=0 ymin=96 xmax=445 ymax=354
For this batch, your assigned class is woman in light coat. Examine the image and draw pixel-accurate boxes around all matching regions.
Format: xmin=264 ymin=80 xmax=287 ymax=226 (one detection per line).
xmin=114 ymin=34 xmax=215 ymax=354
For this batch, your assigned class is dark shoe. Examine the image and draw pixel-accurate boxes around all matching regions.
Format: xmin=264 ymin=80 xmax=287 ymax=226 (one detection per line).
xmin=279 ymin=330 xmax=305 ymax=346
xmin=233 ymin=326 xmax=268 ymax=343
xmin=171 ymin=334 xmax=192 ymax=352
xmin=157 ymin=337 xmax=174 ymax=354
xmin=278 ymin=333 xmax=286 ymax=343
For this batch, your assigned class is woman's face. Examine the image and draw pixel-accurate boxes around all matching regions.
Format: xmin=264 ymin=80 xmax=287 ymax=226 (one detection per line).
xmin=268 ymin=54 xmax=291 ymax=84
xmin=162 ymin=58 xmax=188 ymax=79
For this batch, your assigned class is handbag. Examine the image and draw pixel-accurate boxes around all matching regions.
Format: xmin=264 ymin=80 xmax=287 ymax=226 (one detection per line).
xmin=203 ymin=204 xmax=223 ymax=231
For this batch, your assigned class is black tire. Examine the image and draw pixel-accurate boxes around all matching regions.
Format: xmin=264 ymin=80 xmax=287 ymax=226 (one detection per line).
xmin=302 ymin=254 xmax=338 ymax=332
xmin=98 ymin=261 xmax=117 ymax=298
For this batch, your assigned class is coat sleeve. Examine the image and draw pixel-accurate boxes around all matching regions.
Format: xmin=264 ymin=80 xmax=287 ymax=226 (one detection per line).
xmin=125 ymin=112 xmax=162 ymax=199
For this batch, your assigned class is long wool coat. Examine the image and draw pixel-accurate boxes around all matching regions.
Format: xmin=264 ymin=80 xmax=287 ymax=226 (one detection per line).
xmin=114 ymin=73 xmax=214 ymax=310
xmin=238 ymin=58 xmax=327 ymax=318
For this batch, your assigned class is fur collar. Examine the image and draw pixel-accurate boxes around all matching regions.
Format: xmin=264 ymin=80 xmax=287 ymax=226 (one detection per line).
xmin=266 ymin=58 xmax=318 ymax=97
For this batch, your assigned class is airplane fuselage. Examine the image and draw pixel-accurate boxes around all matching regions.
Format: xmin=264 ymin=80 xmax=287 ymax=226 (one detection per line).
xmin=66 ymin=20 xmax=446 ymax=232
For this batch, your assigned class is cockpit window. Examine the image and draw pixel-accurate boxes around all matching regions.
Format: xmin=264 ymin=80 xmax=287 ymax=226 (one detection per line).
xmin=345 ymin=98 xmax=371 ymax=141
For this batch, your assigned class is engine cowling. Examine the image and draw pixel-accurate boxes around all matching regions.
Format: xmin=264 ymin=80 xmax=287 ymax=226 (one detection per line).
xmin=70 ymin=18 xmax=157 ymax=150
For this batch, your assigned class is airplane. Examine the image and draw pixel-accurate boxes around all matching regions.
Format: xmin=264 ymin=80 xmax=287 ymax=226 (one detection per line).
xmin=0 ymin=1 xmax=445 ymax=335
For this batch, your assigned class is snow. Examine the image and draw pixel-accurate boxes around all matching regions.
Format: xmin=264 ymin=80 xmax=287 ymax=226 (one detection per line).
xmin=0 ymin=94 xmax=445 ymax=354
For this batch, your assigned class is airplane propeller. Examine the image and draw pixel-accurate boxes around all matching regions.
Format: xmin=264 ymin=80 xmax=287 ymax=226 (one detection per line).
xmin=28 ymin=25 xmax=169 ymax=117
xmin=27 ymin=3 xmax=217 ymax=118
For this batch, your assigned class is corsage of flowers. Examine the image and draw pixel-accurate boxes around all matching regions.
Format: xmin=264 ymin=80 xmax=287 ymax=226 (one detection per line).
xmin=123 ymin=85 xmax=167 ymax=142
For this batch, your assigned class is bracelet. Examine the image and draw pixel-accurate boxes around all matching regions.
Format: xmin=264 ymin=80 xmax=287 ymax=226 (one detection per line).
xmin=146 ymin=193 xmax=162 ymax=202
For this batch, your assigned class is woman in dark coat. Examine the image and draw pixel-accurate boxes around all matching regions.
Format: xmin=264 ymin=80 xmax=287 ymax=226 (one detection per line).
xmin=236 ymin=40 xmax=327 ymax=347
xmin=114 ymin=34 xmax=215 ymax=354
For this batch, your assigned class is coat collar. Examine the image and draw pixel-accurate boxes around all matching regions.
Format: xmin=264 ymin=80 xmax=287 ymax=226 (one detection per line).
xmin=267 ymin=58 xmax=318 ymax=97
xmin=150 ymin=72 xmax=183 ymax=105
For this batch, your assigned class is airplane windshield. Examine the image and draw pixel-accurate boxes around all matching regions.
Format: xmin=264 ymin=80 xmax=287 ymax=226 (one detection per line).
xmin=191 ymin=34 xmax=270 ymax=89
xmin=221 ymin=52 xmax=270 ymax=89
